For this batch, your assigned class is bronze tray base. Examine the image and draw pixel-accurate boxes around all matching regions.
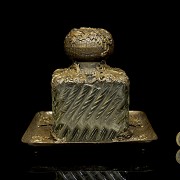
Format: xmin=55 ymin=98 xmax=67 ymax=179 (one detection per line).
xmin=21 ymin=111 xmax=158 ymax=146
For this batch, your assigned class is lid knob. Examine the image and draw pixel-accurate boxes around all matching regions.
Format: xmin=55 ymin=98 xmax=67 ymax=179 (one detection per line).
xmin=64 ymin=27 xmax=114 ymax=62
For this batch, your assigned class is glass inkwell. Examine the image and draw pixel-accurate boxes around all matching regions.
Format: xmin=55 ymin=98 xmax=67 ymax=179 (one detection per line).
xmin=21 ymin=27 xmax=158 ymax=178
xmin=22 ymin=27 xmax=157 ymax=144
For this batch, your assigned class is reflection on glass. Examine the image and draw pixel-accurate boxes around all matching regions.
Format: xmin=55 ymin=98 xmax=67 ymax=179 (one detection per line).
xmin=176 ymin=149 xmax=180 ymax=164
xmin=55 ymin=170 xmax=127 ymax=180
